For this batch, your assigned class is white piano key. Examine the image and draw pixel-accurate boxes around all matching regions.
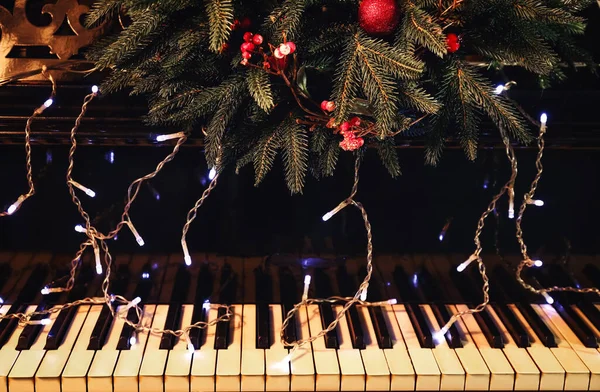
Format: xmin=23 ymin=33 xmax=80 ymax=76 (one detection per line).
xmin=290 ymin=305 xmax=315 ymax=391
xmin=357 ymin=305 xmax=391 ymax=391
xmin=380 ymin=304 xmax=416 ymax=391
xmin=306 ymin=305 xmax=340 ymax=391
xmin=538 ymin=304 xmax=600 ymax=389
xmin=8 ymin=307 xmax=60 ymax=392
xmin=485 ymin=305 xmax=541 ymax=391
xmin=139 ymin=304 xmax=170 ymax=392
xmin=216 ymin=304 xmax=242 ymax=392
xmin=241 ymin=304 xmax=265 ymax=392
xmin=113 ymin=305 xmax=156 ymax=392
xmin=454 ymin=304 xmax=514 ymax=390
xmin=393 ymin=304 xmax=441 ymax=390
xmin=0 ymin=304 xmax=36 ymax=392
xmin=420 ymin=304 xmax=466 ymax=391
xmin=333 ymin=305 xmax=366 ymax=391
xmin=512 ymin=304 xmax=589 ymax=391
xmin=445 ymin=305 xmax=491 ymax=391
xmin=61 ymin=305 xmax=103 ymax=392
xmin=35 ymin=305 xmax=90 ymax=392
xmin=165 ymin=304 xmax=194 ymax=392
xmin=265 ymin=304 xmax=290 ymax=392
xmin=88 ymin=305 xmax=128 ymax=392
xmin=191 ymin=306 xmax=218 ymax=392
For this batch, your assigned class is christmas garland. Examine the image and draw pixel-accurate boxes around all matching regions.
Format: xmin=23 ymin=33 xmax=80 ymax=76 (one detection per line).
xmin=87 ymin=0 xmax=596 ymax=193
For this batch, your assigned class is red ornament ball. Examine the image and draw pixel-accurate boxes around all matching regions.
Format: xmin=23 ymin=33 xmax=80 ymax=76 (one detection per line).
xmin=446 ymin=33 xmax=460 ymax=53
xmin=359 ymin=0 xmax=400 ymax=36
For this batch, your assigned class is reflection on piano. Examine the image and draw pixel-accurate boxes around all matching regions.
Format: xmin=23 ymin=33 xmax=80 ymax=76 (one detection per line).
xmin=0 ymin=251 xmax=599 ymax=391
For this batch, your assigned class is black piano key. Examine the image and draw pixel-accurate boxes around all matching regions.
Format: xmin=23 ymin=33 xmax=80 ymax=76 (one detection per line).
xmin=256 ymin=302 xmax=271 ymax=349
xmin=314 ymin=269 xmax=339 ymax=349
xmin=255 ymin=266 xmax=272 ymax=349
xmin=369 ymin=306 xmax=393 ymax=349
xmin=492 ymin=304 xmax=530 ymax=347
xmin=160 ymin=265 xmax=190 ymax=350
xmin=415 ymin=267 xmax=463 ymax=348
xmin=451 ymin=267 xmax=504 ymax=348
xmin=279 ymin=266 xmax=298 ymax=347
xmin=214 ymin=306 xmax=230 ymax=349
xmin=0 ymin=304 xmax=27 ymax=348
xmin=336 ymin=266 xmax=365 ymax=349
xmin=577 ymin=302 xmax=600 ymax=332
xmin=17 ymin=312 xmax=48 ymax=350
xmin=189 ymin=264 xmax=213 ymax=349
xmin=88 ymin=304 xmax=113 ymax=350
xmin=491 ymin=265 xmax=556 ymax=347
xmin=0 ymin=263 xmax=12 ymax=294
xmin=116 ymin=264 xmax=154 ymax=350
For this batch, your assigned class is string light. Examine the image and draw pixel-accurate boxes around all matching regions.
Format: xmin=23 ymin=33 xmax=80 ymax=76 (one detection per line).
xmin=526 ymin=198 xmax=544 ymax=206
xmin=43 ymin=98 xmax=53 ymax=108
xmin=456 ymin=254 xmax=478 ymax=272
xmin=93 ymin=241 xmax=102 ymax=275
xmin=208 ymin=167 xmax=217 ymax=180
xmin=125 ymin=219 xmax=145 ymax=246
xmin=321 ymin=200 xmax=349 ymax=221
xmin=6 ymin=195 xmax=26 ymax=215
xmin=69 ymin=180 xmax=96 ymax=198
xmin=29 ymin=318 xmax=52 ymax=326
xmin=542 ymin=292 xmax=554 ymax=304
xmin=533 ymin=259 xmax=543 ymax=267
xmin=142 ymin=272 xmax=150 ymax=279
xmin=75 ymin=224 xmax=86 ymax=233
xmin=91 ymin=85 xmax=99 ymax=94
xmin=494 ymin=85 xmax=505 ymax=94
xmin=156 ymin=131 xmax=187 ymax=142
xmin=129 ymin=333 xmax=137 ymax=347
xmin=302 ymin=275 xmax=311 ymax=301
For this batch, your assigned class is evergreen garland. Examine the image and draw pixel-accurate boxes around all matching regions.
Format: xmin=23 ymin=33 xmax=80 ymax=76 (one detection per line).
xmin=87 ymin=0 xmax=596 ymax=193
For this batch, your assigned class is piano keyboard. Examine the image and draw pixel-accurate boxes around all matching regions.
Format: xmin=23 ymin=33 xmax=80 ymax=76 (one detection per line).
xmin=0 ymin=251 xmax=599 ymax=391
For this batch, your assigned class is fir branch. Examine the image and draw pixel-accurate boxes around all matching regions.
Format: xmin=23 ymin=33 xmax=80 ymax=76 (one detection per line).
xmin=247 ymin=68 xmax=275 ymax=113
xmin=265 ymin=0 xmax=307 ymax=42
xmin=376 ymin=138 xmax=402 ymax=177
xmin=332 ymin=35 xmax=361 ymax=124
xmin=281 ymin=119 xmax=309 ymax=194
xmin=85 ymin=0 xmax=123 ymax=28
xmin=400 ymin=84 xmax=441 ymax=114
xmin=401 ymin=3 xmax=447 ymax=58
xmin=253 ymin=129 xmax=281 ymax=185
xmin=320 ymin=136 xmax=340 ymax=177
xmin=424 ymin=113 xmax=449 ymax=165
xmin=204 ymin=0 xmax=234 ymax=53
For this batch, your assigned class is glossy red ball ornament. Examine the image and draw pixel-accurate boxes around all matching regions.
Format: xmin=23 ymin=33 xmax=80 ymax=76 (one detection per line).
xmin=358 ymin=0 xmax=400 ymax=36
xmin=446 ymin=33 xmax=460 ymax=53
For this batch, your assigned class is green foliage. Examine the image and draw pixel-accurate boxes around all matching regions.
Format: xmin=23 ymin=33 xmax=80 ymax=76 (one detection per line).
xmin=87 ymin=0 xmax=594 ymax=192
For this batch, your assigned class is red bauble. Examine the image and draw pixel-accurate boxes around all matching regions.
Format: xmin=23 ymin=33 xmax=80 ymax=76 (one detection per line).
xmin=446 ymin=33 xmax=460 ymax=53
xmin=359 ymin=0 xmax=400 ymax=36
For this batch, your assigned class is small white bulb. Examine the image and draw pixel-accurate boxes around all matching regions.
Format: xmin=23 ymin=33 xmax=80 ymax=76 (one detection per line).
xmin=142 ymin=272 xmax=150 ymax=279
xmin=360 ymin=289 xmax=367 ymax=302
xmin=304 ymin=275 xmax=311 ymax=285
xmin=41 ymin=318 xmax=51 ymax=325
xmin=208 ymin=167 xmax=217 ymax=180
xmin=136 ymin=236 xmax=145 ymax=247
xmin=184 ymin=255 xmax=192 ymax=266
xmin=302 ymin=275 xmax=311 ymax=301
xmin=96 ymin=263 xmax=103 ymax=275
xmin=0 ymin=297 xmax=4 ymax=304
xmin=91 ymin=85 xmax=99 ymax=94
xmin=129 ymin=335 xmax=137 ymax=346
xmin=542 ymin=292 xmax=554 ymax=304
xmin=132 ymin=297 xmax=141 ymax=306
xmin=6 ymin=195 xmax=25 ymax=215
xmin=387 ymin=298 xmax=397 ymax=305
xmin=202 ymin=300 xmax=211 ymax=310
xmin=322 ymin=212 xmax=333 ymax=221
xmin=126 ymin=221 xmax=145 ymax=247
xmin=70 ymin=180 xmax=96 ymax=198
xmin=508 ymin=208 xmax=515 ymax=219
xmin=438 ymin=233 xmax=445 ymax=242
xmin=75 ymin=224 xmax=85 ymax=233
xmin=41 ymin=287 xmax=50 ymax=295
xmin=44 ymin=98 xmax=53 ymax=108
xmin=457 ymin=254 xmax=477 ymax=273
xmin=187 ymin=341 xmax=195 ymax=353
xmin=494 ymin=85 xmax=505 ymax=94
xmin=526 ymin=199 xmax=544 ymax=207
xmin=533 ymin=259 xmax=543 ymax=267
xmin=156 ymin=131 xmax=186 ymax=142
xmin=540 ymin=113 xmax=548 ymax=125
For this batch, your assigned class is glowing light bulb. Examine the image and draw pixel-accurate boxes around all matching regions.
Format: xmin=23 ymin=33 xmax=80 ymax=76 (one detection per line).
xmin=69 ymin=180 xmax=96 ymax=198
xmin=412 ymin=274 xmax=418 ymax=286
xmin=41 ymin=318 xmax=52 ymax=325
xmin=6 ymin=195 xmax=26 ymax=215
xmin=433 ymin=326 xmax=448 ymax=344
xmin=108 ymin=150 xmax=115 ymax=164
xmin=542 ymin=292 xmax=554 ymax=304
xmin=527 ymin=199 xmax=544 ymax=207
xmin=494 ymin=85 xmax=505 ymax=94
xmin=75 ymin=224 xmax=85 ymax=233
xmin=208 ymin=167 xmax=217 ymax=180
xmin=540 ymin=113 xmax=548 ymax=125
xmin=142 ymin=272 xmax=150 ymax=279
xmin=387 ymin=298 xmax=397 ymax=305
xmin=438 ymin=233 xmax=445 ymax=242
xmin=127 ymin=297 xmax=142 ymax=309
xmin=0 ymin=297 xmax=4 ymax=304
xmin=182 ymin=240 xmax=192 ymax=266
xmin=41 ymin=287 xmax=50 ymax=295
xmin=533 ymin=259 xmax=543 ymax=267
xmin=360 ymin=289 xmax=367 ymax=302
xmin=126 ymin=221 xmax=145 ymax=247
xmin=91 ymin=85 xmax=99 ymax=94
xmin=187 ymin=341 xmax=195 ymax=353
xmin=96 ymin=263 xmax=103 ymax=275
xmin=129 ymin=335 xmax=137 ymax=346
xmin=156 ymin=131 xmax=186 ymax=142
xmin=184 ymin=255 xmax=192 ymax=266
xmin=94 ymin=244 xmax=102 ymax=275
xmin=302 ymin=274 xmax=311 ymax=301
xmin=457 ymin=254 xmax=478 ymax=273
xmin=44 ymin=98 xmax=53 ymax=108
xmin=322 ymin=201 xmax=348 ymax=222
xmin=203 ymin=300 xmax=211 ymax=310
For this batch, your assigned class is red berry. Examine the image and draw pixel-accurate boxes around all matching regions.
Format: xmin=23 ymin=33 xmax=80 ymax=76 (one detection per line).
xmin=340 ymin=122 xmax=350 ymax=133
xmin=325 ymin=101 xmax=336 ymax=112
xmin=242 ymin=51 xmax=252 ymax=59
xmin=274 ymin=48 xmax=284 ymax=59
xmin=263 ymin=61 xmax=271 ymax=69
xmin=279 ymin=43 xmax=291 ymax=56
xmin=446 ymin=33 xmax=460 ymax=53
xmin=240 ymin=17 xmax=252 ymax=29
xmin=241 ymin=42 xmax=255 ymax=52
xmin=286 ymin=41 xmax=296 ymax=54
xmin=446 ymin=33 xmax=458 ymax=43
xmin=252 ymin=34 xmax=264 ymax=45
xmin=321 ymin=101 xmax=328 ymax=111
xmin=349 ymin=117 xmax=361 ymax=126
xmin=243 ymin=32 xmax=253 ymax=42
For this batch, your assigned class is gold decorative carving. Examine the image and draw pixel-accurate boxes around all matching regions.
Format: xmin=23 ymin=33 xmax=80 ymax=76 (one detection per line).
xmin=0 ymin=0 xmax=106 ymax=82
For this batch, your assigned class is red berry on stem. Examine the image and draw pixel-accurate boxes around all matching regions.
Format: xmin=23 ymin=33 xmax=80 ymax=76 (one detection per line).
xmin=350 ymin=117 xmax=361 ymax=126
xmin=241 ymin=42 xmax=255 ymax=52
xmin=286 ymin=42 xmax=296 ymax=54
xmin=340 ymin=122 xmax=350 ymax=133
xmin=321 ymin=101 xmax=329 ymax=111
xmin=274 ymin=48 xmax=284 ymax=59
xmin=242 ymin=51 xmax=252 ymax=59
xmin=446 ymin=33 xmax=460 ymax=53
xmin=243 ymin=32 xmax=253 ymax=42
xmin=252 ymin=34 xmax=263 ymax=45
xmin=279 ymin=43 xmax=291 ymax=56
xmin=325 ymin=101 xmax=336 ymax=112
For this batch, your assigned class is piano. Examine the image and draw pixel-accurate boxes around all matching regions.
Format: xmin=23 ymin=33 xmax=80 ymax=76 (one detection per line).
xmin=0 ymin=251 xmax=599 ymax=391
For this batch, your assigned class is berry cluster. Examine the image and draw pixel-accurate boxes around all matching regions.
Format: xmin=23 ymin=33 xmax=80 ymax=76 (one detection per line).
xmin=240 ymin=32 xmax=264 ymax=63
xmin=239 ymin=31 xmax=297 ymax=68
xmin=446 ymin=33 xmax=460 ymax=53
xmin=339 ymin=117 xmax=364 ymax=151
